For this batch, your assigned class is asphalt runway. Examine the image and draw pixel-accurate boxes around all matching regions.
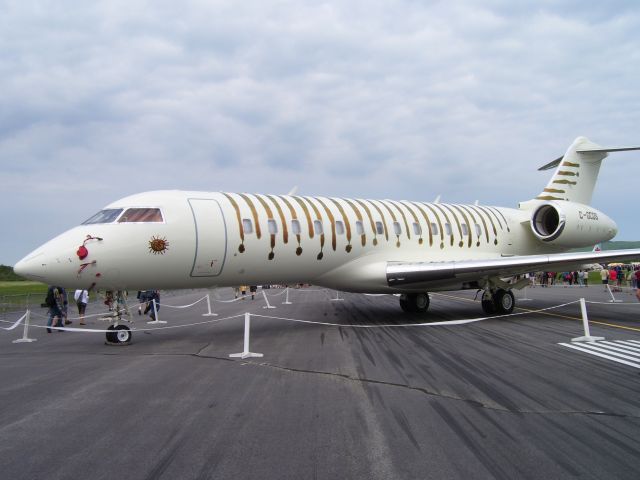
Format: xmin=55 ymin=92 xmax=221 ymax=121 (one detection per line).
xmin=1 ymin=285 xmax=640 ymax=480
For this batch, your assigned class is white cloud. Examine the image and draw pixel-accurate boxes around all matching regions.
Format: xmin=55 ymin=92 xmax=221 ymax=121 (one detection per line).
xmin=1 ymin=0 xmax=640 ymax=264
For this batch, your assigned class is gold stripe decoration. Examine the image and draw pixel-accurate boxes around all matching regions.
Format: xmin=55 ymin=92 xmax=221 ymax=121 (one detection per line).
xmin=544 ymin=188 xmax=565 ymax=193
xmin=374 ymin=200 xmax=400 ymax=247
xmin=475 ymin=205 xmax=498 ymax=245
xmin=441 ymin=204 xmax=465 ymax=248
xmin=561 ymin=161 xmax=579 ymax=168
xmin=420 ymin=202 xmax=445 ymax=249
xmin=343 ymin=198 xmax=366 ymax=247
xmin=389 ymin=200 xmax=414 ymax=244
xmin=365 ymin=200 xmax=389 ymax=242
xmin=355 ymin=199 xmax=378 ymax=246
xmin=313 ymin=197 xmax=337 ymax=252
xmin=297 ymin=196 xmax=325 ymax=260
xmin=222 ymin=193 xmax=245 ymax=253
xmin=253 ymin=194 xmax=277 ymax=260
xmin=465 ymin=204 xmax=490 ymax=246
xmin=329 ymin=198 xmax=353 ymax=252
xmin=431 ymin=203 xmax=455 ymax=247
xmin=265 ymin=194 xmax=289 ymax=245
xmin=553 ymin=179 xmax=577 ymax=185
xmin=238 ymin=193 xmax=262 ymax=240
xmin=491 ymin=207 xmax=510 ymax=233
xmin=557 ymin=170 xmax=576 ymax=176
xmin=278 ymin=195 xmax=303 ymax=256
xmin=396 ymin=201 xmax=422 ymax=245
xmin=405 ymin=201 xmax=432 ymax=247
xmin=451 ymin=204 xmax=473 ymax=248
xmin=536 ymin=195 xmax=564 ymax=201
xmin=291 ymin=196 xmax=314 ymax=239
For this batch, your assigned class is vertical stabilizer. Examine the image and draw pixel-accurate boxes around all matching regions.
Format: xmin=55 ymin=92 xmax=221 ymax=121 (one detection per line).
xmin=535 ymin=137 xmax=607 ymax=205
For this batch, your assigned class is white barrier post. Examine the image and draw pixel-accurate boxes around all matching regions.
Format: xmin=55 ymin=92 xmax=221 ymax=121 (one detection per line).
xmin=331 ymin=290 xmax=344 ymax=301
xmin=230 ymin=313 xmax=263 ymax=359
xmin=202 ymin=294 xmax=218 ymax=317
xmin=262 ymin=290 xmax=276 ymax=309
xmin=147 ymin=299 xmax=167 ymax=324
xmin=282 ymin=287 xmax=292 ymax=305
xmin=13 ymin=310 xmax=36 ymax=344
xmin=572 ymin=298 xmax=604 ymax=343
xmin=606 ymin=284 xmax=623 ymax=303
xmin=519 ymin=282 xmax=532 ymax=301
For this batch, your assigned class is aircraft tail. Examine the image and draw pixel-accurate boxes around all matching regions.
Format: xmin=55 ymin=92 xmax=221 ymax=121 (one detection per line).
xmin=533 ymin=137 xmax=640 ymax=205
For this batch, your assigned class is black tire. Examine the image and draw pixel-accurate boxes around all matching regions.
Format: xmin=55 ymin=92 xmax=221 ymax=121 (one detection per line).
xmin=494 ymin=289 xmax=515 ymax=314
xmin=399 ymin=293 xmax=430 ymax=313
xmin=105 ymin=325 xmax=117 ymax=343
xmin=481 ymin=298 xmax=496 ymax=314
xmin=114 ymin=325 xmax=132 ymax=343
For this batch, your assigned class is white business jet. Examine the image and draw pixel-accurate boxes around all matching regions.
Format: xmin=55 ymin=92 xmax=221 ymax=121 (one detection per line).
xmin=14 ymin=137 xmax=640 ymax=343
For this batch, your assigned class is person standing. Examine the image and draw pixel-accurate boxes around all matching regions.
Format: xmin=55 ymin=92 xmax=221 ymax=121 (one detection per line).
xmin=250 ymin=285 xmax=257 ymax=300
xmin=45 ymin=286 xmax=67 ymax=333
xmin=144 ymin=290 xmax=161 ymax=321
xmin=74 ymin=289 xmax=89 ymax=325
xmin=600 ymin=268 xmax=610 ymax=291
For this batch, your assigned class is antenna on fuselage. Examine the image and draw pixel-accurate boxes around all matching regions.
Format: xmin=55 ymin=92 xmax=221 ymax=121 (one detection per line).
xmin=287 ymin=186 xmax=298 ymax=196
xmin=433 ymin=195 xmax=441 ymax=204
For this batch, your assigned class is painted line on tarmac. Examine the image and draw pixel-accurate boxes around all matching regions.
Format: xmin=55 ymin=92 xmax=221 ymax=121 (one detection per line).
xmin=431 ymin=292 xmax=640 ymax=333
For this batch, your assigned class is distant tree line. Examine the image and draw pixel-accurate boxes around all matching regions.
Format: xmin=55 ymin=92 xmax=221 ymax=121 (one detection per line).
xmin=0 ymin=265 xmax=26 ymax=281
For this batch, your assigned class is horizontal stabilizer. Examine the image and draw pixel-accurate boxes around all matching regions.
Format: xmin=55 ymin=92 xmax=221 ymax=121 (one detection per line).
xmin=538 ymin=146 xmax=640 ymax=171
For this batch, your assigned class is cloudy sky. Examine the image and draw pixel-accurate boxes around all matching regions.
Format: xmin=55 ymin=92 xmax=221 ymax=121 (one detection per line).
xmin=2 ymin=1 xmax=640 ymax=266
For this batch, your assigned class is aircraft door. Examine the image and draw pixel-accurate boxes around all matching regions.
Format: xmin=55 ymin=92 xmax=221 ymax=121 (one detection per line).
xmin=188 ymin=198 xmax=227 ymax=277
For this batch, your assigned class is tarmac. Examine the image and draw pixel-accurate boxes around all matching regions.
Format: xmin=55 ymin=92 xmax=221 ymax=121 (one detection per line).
xmin=1 ymin=284 xmax=640 ymax=480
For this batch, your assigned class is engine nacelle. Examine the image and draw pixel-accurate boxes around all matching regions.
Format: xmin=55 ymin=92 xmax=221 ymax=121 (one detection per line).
xmin=530 ymin=201 xmax=617 ymax=248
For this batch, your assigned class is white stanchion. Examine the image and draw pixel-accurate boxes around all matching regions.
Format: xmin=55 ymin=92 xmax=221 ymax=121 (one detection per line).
xmin=330 ymin=290 xmax=344 ymax=302
xmin=282 ymin=287 xmax=292 ymax=305
xmin=147 ymin=299 xmax=167 ymax=324
xmin=572 ymin=298 xmax=604 ymax=343
xmin=262 ymin=290 xmax=276 ymax=309
xmin=13 ymin=310 xmax=36 ymax=343
xmin=606 ymin=284 xmax=623 ymax=303
xmin=519 ymin=286 xmax=532 ymax=301
xmin=202 ymin=294 xmax=218 ymax=317
xmin=230 ymin=313 xmax=263 ymax=359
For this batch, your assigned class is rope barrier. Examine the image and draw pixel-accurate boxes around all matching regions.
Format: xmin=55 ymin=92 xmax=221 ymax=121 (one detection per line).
xmin=1 ymin=312 xmax=27 ymax=331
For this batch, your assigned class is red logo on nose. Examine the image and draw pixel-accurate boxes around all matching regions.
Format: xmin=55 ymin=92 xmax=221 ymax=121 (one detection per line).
xmin=77 ymin=245 xmax=89 ymax=260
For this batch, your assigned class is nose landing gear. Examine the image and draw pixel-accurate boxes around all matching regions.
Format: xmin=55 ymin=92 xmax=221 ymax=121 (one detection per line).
xmin=105 ymin=290 xmax=132 ymax=345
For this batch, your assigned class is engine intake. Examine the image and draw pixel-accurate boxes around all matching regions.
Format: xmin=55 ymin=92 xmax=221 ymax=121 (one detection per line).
xmin=530 ymin=201 xmax=617 ymax=248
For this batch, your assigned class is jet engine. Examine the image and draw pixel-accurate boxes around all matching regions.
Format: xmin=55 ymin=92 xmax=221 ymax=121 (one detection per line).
xmin=530 ymin=201 xmax=617 ymax=248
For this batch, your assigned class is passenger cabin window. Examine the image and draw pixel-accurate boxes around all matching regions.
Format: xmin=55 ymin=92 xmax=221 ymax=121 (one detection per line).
xmin=375 ymin=221 xmax=384 ymax=235
xmin=242 ymin=218 xmax=253 ymax=234
xmin=268 ymin=219 xmax=278 ymax=234
xmin=355 ymin=221 xmax=364 ymax=236
xmin=336 ymin=221 xmax=345 ymax=235
xmin=314 ymin=220 xmax=323 ymax=235
xmin=118 ymin=208 xmax=164 ymax=223
xmin=393 ymin=222 xmax=402 ymax=236
xmin=445 ymin=223 xmax=452 ymax=236
xmin=461 ymin=224 xmax=469 ymax=236
xmin=431 ymin=223 xmax=439 ymax=235
xmin=291 ymin=219 xmax=301 ymax=235
xmin=82 ymin=209 xmax=123 ymax=225
xmin=475 ymin=224 xmax=482 ymax=237
xmin=413 ymin=223 xmax=422 ymax=235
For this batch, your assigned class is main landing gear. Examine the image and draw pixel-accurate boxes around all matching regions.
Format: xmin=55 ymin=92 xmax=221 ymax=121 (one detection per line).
xmin=481 ymin=288 xmax=515 ymax=315
xmin=399 ymin=293 xmax=430 ymax=313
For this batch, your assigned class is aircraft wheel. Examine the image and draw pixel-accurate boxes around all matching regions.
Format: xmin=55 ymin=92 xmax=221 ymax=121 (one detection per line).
xmin=399 ymin=294 xmax=412 ymax=312
xmin=105 ymin=325 xmax=117 ymax=343
xmin=114 ymin=325 xmax=132 ymax=343
xmin=494 ymin=289 xmax=515 ymax=314
xmin=481 ymin=298 xmax=496 ymax=314
xmin=399 ymin=293 xmax=430 ymax=313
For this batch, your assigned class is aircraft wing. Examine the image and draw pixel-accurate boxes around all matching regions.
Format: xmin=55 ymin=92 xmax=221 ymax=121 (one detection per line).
xmin=386 ymin=248 xmax=640 ymax=286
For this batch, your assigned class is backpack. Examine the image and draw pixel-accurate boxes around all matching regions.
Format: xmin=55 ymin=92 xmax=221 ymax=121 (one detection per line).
xmin=45 ymin=287 xmax=56 ymax=308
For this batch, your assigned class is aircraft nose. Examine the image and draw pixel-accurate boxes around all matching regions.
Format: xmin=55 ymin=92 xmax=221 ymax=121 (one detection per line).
xmin=14 ymin=251 xmax=47 ymax=282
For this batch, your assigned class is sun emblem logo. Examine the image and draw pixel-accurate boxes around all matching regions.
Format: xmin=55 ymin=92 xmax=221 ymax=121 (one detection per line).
xmin=148 ymin=236 xmax=170 ymax=255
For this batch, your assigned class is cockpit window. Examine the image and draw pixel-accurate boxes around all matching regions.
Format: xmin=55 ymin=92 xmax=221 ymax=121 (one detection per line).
xmin=82 ymin=209 xmax=123 ymax=225
xmin=118 ymin=208 xmax=164 ymax=223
